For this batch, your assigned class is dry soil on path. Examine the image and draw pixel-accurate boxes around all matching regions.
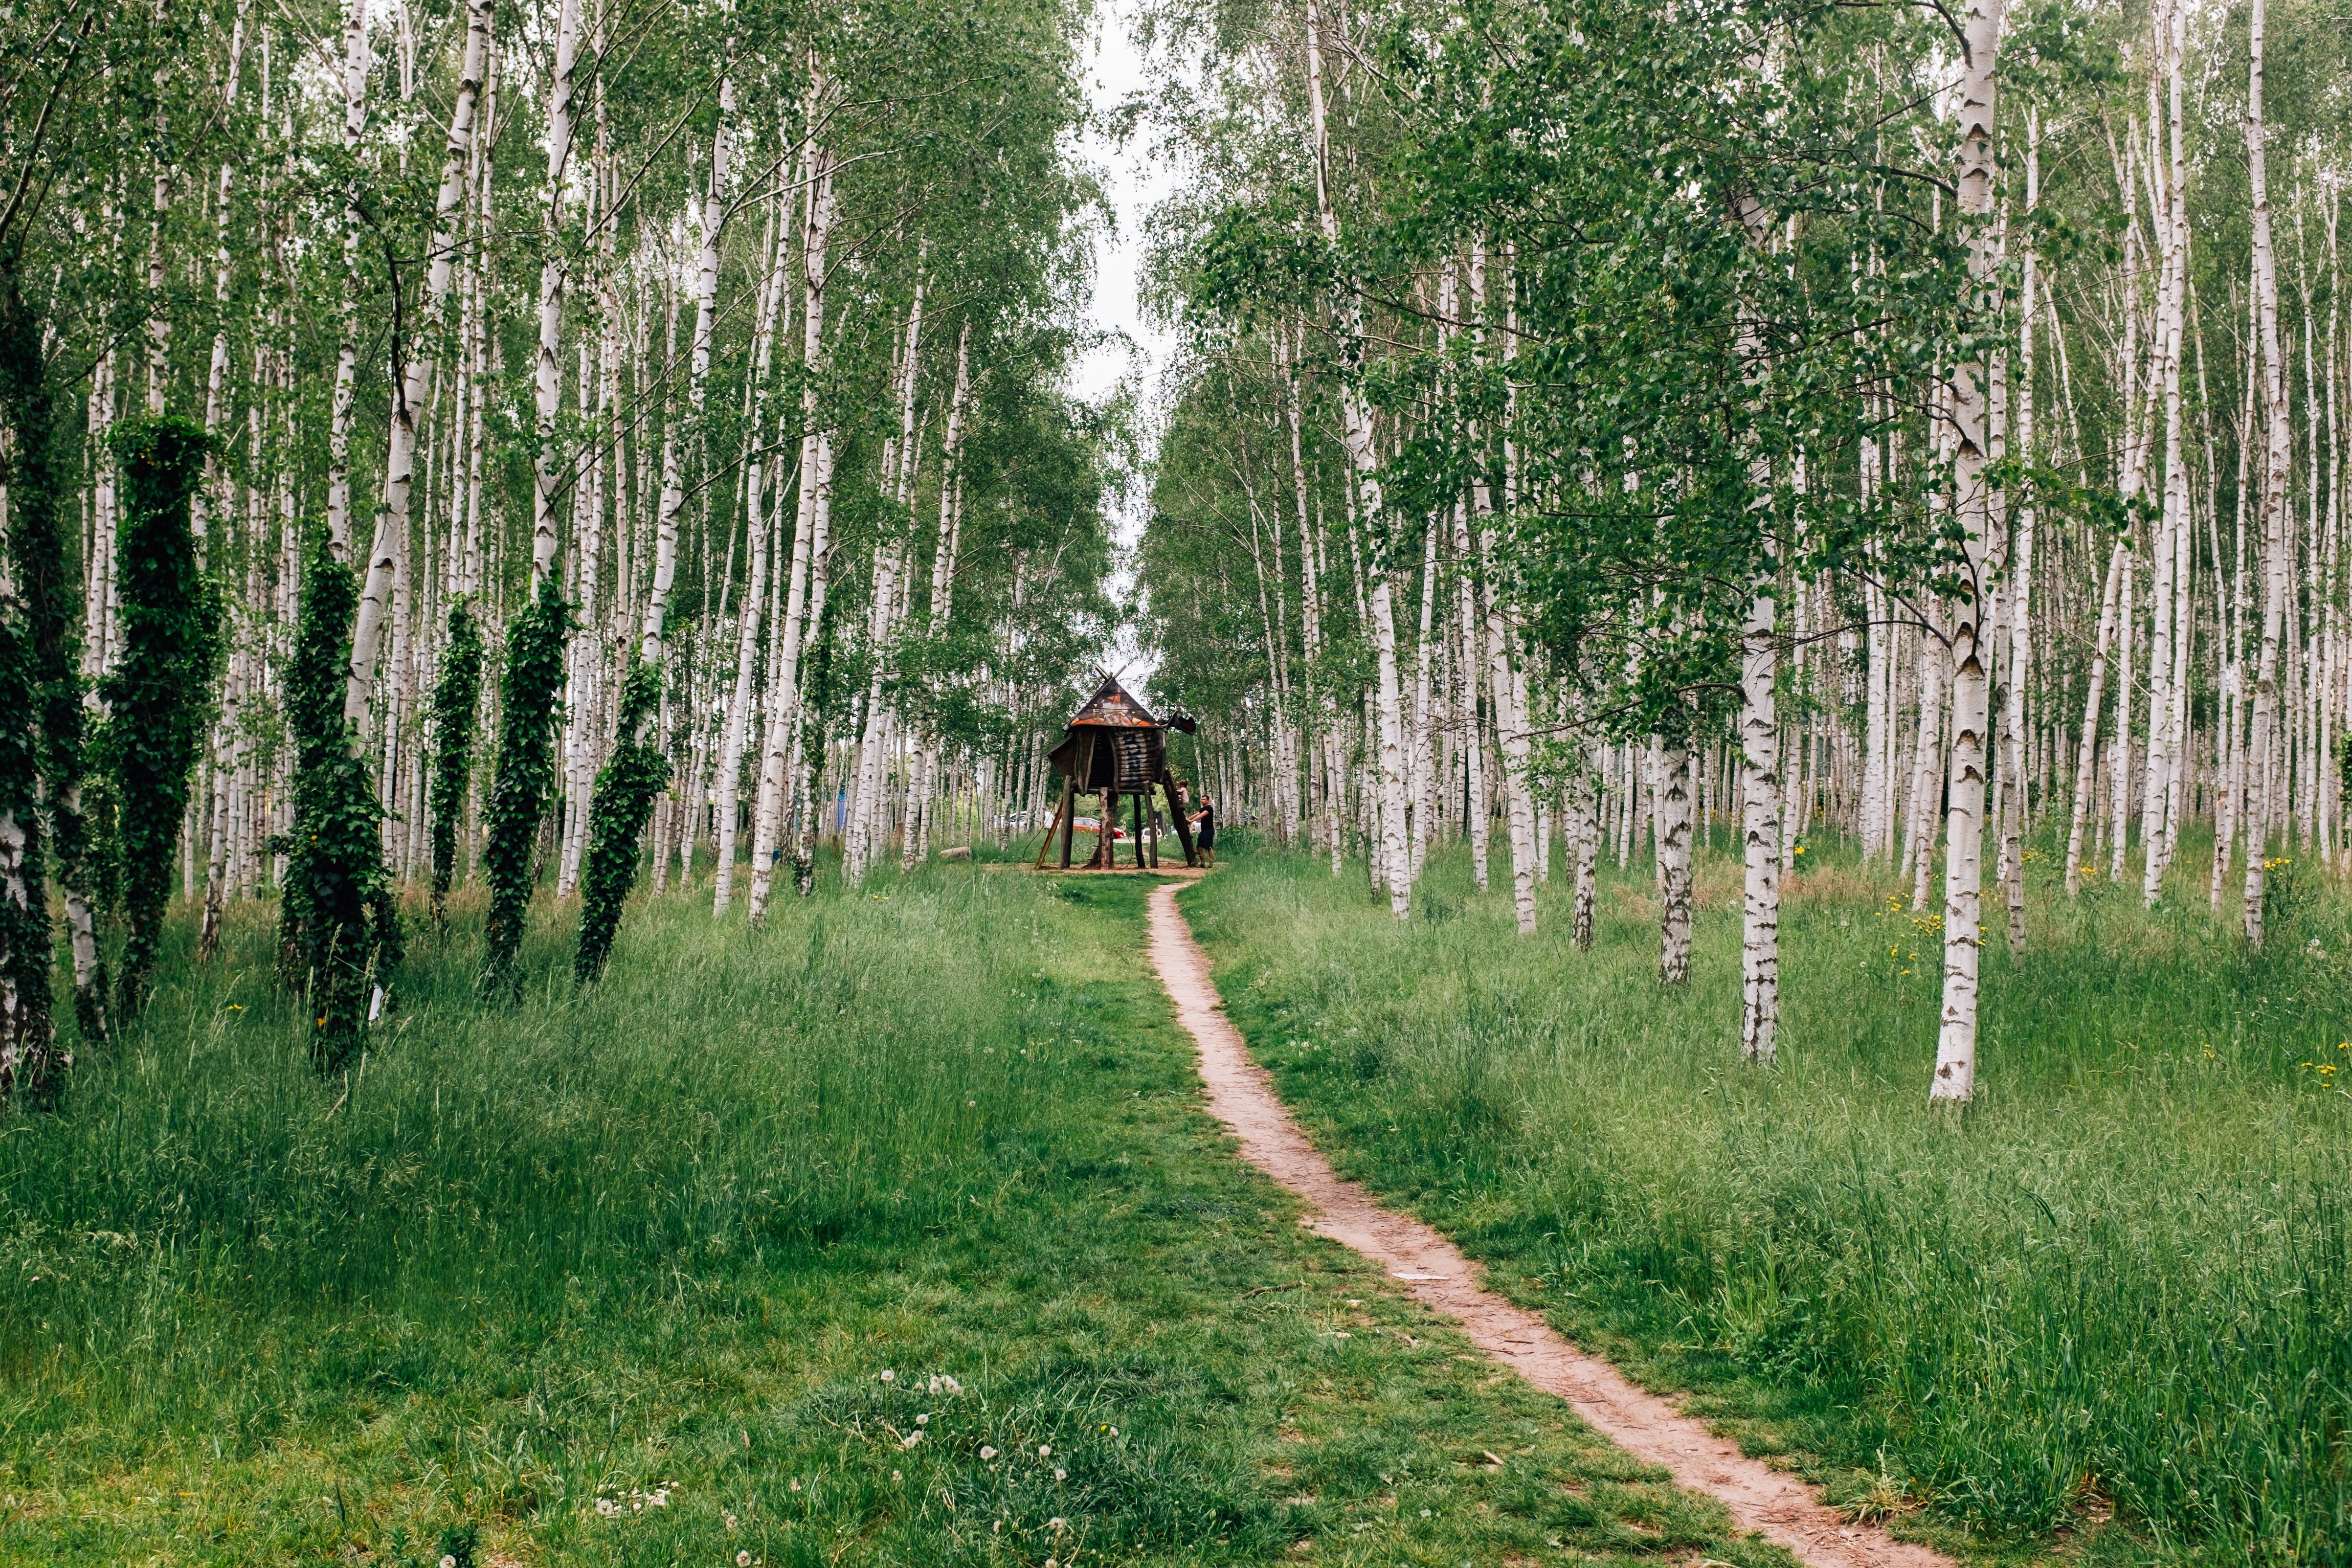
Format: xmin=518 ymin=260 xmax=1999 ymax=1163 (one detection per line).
xmin=1144 ymin=880 xmax=1952 ymax=1568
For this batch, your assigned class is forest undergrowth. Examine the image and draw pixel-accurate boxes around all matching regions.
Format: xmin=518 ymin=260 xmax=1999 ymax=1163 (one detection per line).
xmin=1187 ymin=837 xmax=2352 ymax=1568
xmin=0 ymin=869 xmax=1791 ymax=1568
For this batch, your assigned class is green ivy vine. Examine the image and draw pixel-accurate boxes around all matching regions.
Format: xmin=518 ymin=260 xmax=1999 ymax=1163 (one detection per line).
xmin=278 ymin=527 xmax=400 ymax=1073
xmin=573 ymin=650 xmax=671 ymax=984
xmin=0 ymin=255 xmax=75 ymax=1098
xmin=427 ymin=598 xmax=485 ymax=924
xmin=102 ymin=415 xmax=219 ymax=1022
xmin=479 ymin=579 xmax=572 ymax=998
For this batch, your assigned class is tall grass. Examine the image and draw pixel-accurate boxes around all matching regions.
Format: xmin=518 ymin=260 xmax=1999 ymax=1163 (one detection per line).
xmin=0 ymin=871 xmax=1245 ymax=1561
xmin=2 ymin=866 xmax=1790 ymax=1568
xmin=1187 ymin=837 xmax=2352 ymax=1565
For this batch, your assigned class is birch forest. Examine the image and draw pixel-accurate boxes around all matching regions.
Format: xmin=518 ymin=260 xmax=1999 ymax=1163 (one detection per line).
xmin=1 ymin=0 xmax=1121 ymax=1081
xmin=1137 ymin=0 xmax=2352 ymax=1092
xmin=4 ymin=0 xmax=2352 ymax=1562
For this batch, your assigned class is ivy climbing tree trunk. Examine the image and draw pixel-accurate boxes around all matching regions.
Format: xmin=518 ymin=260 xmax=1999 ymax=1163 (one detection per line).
xmin=481 ymin=0 xmax=582 ymax=995
xmin=427 ymin=599 xmax=484 ymax=922
xmin=283 ymin=529 xmax=394 ymax=1070
xmin=0 ymin=260 xmax=72 ymax=1097
xmin=105 ymin=416 xmax=217 ymax=1020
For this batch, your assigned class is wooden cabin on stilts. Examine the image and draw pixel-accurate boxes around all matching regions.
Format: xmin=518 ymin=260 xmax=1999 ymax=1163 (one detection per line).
xmin=1036 ymin=674 xmax=1199 ymax=870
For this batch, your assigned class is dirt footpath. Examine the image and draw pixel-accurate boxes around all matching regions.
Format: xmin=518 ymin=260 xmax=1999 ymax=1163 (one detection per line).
xmin=1145 ymin=881 xmax=1951 ymax=1568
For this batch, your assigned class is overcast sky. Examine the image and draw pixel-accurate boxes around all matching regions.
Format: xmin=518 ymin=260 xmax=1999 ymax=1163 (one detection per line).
xmin=1072 ymin=0 xmax=1179 ymax=690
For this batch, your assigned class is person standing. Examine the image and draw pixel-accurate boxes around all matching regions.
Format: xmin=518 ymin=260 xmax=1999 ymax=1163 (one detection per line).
xmin=1190 ymin=794 xmax=1217 ymax=869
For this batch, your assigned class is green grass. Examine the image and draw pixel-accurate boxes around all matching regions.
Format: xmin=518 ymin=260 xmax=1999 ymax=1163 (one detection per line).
xmin=1183 ymin=834 xmax=2352 ymax=1568
xmin=0 ymin=865 xmax=1790 ymax=1567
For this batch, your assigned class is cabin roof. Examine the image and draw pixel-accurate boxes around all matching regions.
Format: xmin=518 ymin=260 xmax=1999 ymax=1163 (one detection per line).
xmin=1064 ymin=672 xmax=1159 ymax=729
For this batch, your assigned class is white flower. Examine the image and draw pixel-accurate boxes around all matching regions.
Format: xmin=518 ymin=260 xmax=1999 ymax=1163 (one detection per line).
xmin=1420 ymin=1508 xmax=1432 ymax=1518
xmin=1038 ymin=1445 xmax=1052 ymax=1457
xmin=789 ymin=1479 xmax=801 ymax=1492
xmin=724 ymin=1513 xmax=739 ymax=1530
xmin=916 ymin=1413 xmax=930 ymax=1426
xmin=892 ymin=1470 xmax=903 ymax=1481
xmin=441 ymin=1557 xmax=457 ymax=1568
xmin=980 ymin=1446 xmax=998 ymax=1460
xmin=595 ymin=1497 xmax=616 ymax=1517
xmin=1054 ymin=1468 xmax=1067 ymax=1481
xmin=879 ymin=1369 xmax=895 ymax=1383
xmin=739 ymin=1553 xmax=753 ymax=1567
xmin=1049 ymin=1517 xmax=1068 ymax=1530
xmin=901 ymin=1430 xmax=925 ymax=1448
xmin=1108 ymin=1427 xmax=1118 ymax=1436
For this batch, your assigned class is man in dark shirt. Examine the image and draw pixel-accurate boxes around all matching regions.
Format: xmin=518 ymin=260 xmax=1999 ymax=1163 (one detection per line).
xmin=1189 ymin=795 xmax=1217 ymax=868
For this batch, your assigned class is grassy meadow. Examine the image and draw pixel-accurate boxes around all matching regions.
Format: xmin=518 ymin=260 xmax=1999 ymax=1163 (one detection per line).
xmin=1185 ymin=831 xmax=2352 ymax=1568
xmin=0 ymin=865 xmax=1790 ymax=1568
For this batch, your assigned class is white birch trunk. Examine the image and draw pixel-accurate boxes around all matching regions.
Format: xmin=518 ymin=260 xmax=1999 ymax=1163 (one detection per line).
xmin=715 ymin=196 xmax=787 ymax=913
xmin=1657 ymin=744 xmax=1693 ymax=985
xmin=2242 ymin=0 xmax=2290 ymax=946
xmin=2003 ymin=118 xmax=2038 ymax=949
xmin=342 ymin=0 xmax=490 ymax=731
xmin=325 ymin=0 xmax=370 ymax=562
xmin=1931 ymin=0 xmax=2003 ymax=1105
xmin=2065 ymin=543 xmax=2125 ymax=896
xmin=530 ymin=0 xmax=582 ymax=590
xmin=750 ymin=126 xmax=832 ymax=919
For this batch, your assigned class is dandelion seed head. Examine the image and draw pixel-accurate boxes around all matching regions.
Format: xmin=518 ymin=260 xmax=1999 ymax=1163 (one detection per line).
xmin=739 ymin=1552 xmax=754 ymax=1567
xmin=1055 ymin=1468 xmax=1067 ymax=1480
xmin=980 ymin=1446 xmax=998 ymax=1460
xmin=1038 ymin=1444 xmax=1051 ymax=1457
xmin=879 ymin=1369 xmax=895 ymax=1382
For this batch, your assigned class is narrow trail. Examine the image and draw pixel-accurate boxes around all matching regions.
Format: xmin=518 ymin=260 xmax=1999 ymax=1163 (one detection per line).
xmin=1144 ymin=882 xmax=1952 ymax=1568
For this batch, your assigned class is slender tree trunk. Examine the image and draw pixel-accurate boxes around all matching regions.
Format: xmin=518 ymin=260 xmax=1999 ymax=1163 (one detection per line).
xmin=342 ymin=0 xmax=490 ymax=795
xmin=530 ymin=0 xmax=582 ymax=590
xmin=2004 ymin=115 xmax=2039 ymax=949
xmin=1931 ymin=0 xmax=2004 ymax=1105
xmin=1658 ymin=743 xmax=1693 ymax=985
xmin=2243 ymin=0 xmax=2290 ymax=946
xmin=325 ymin=0 xmax=369 ymax=562
xmin=2066 ymin=543 xmax=2125 ymax=895
xmin=748 ymin=133 xmax=834 ymax=917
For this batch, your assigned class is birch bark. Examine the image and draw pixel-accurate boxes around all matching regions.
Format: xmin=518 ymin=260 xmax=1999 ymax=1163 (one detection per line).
xmin=2243 ymin=0 xmax=2290 ymax=946
xmin=2065 ymin=543 xmax=2124 ymax=895
xmin=530 ymin=0 xmax=583 ymax=590
xmin=749 ymin=121 xmax=833 ymax=919
xmin=342 ymin=0 xmax=491 ymax=734
xmin=1303 ymin=0 xmax=1408 ymax=917
xmin=715 ymin=193 xmax=787 ymax=912
xmin=2003 ymin=115 xmax=2038 ymax=949
xmin=1930 ymin=0 xmax=2003 ymax=1105
xmin=325 ymin=0 xmax=369 ymax=562
xmin=1657 ymin=743 xmax=1693 ymax=985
